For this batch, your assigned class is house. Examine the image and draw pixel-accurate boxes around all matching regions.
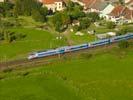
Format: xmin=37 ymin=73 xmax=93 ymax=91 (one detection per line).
xmin=41 ymin=0 xmax=65 ymax=12
xmin=0 ymin=0 xmax=4 ymax=2
xmin=100 ymin=4 xmax=115 ymax=20
xmin=125 ymin=0 xmax=133 ymax=10
xmin=109 ymin=5 xmax=133 ymax=23
xmin=72 ymin=0 xmax=118 ymax=13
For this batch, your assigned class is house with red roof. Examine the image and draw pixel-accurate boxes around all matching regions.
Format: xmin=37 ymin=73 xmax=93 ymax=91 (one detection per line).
xmin=125 ymin=0 xmax=133 ymax=10
xmin=108 ymin=5 xmax=133 ymax=23
xmin=72 ymin=0 xmax=118 ymax=13
xmin=40 ymin=0 xmax=65 ymax=12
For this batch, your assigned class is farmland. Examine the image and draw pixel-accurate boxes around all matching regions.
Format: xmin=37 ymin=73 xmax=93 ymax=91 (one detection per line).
xmin=0 ymin=46 xmax=133 ymax=100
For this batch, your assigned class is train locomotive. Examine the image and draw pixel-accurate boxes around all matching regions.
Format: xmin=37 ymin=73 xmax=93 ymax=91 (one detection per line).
xmin=28 ymin=33 xmax=133 ymax=60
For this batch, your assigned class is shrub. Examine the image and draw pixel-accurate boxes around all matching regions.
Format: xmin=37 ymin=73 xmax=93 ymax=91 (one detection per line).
xmin=21 ymin=71 xmax=30 ymax=77
xmin=81 ymin=53 xmax=92 ymax=59
xmin=0 ymin=74 xmax=5 ymax=80
xmin=118 ymin=40 xmax=129 ymax=49
xmin=106 ymin=21 xmax=116 ymax=29
xmin=2 ymin=67 xmax=13 ymax=73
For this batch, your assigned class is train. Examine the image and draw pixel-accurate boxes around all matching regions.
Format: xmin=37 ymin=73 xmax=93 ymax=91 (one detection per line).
xmin=28 ymin=33 xmax=133 ymax=60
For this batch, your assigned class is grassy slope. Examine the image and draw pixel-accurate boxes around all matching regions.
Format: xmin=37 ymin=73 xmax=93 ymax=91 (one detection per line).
xmin=0 ymin=28 xmax=67 ymax=61
xmin=0 ymin=47 xmax=133 ymax=100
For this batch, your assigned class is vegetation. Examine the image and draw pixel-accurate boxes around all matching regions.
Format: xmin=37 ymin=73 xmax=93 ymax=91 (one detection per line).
xmin=118 ymin=40 xmax=129 ymax=49
xmin=106 ymin=21 xmax=116 ymax=29
xmin=0 ymin=46 xmax=133 ymax=100
xmin=0 ymin=1 xmax=133 ymax=100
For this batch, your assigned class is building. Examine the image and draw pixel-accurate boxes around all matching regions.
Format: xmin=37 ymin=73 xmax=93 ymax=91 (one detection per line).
xmin=100 ymin=4 xmax=115 ymax=20
xmin=0 ymin=0 xmax=4 ymax=2
xmin=125 ymin=0 xmax=133 ymax=10
xmin=109 ymin=5 xmax=133 ymax=23
xmin=41 ymin=0 xmax=65 ymax=12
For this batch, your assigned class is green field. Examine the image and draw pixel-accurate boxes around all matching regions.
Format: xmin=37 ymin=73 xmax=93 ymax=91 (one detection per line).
xmin=0 ymin=28 xmax=67 ymax=61
xmin=0 ymin=46 xmax=133 ymax=100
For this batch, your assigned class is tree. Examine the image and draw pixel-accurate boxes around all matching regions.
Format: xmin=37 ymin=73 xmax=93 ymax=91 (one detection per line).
xmin=79 ymin=17 xmax=91 ymax=29
xmin=52 ymin=12 xmax=70 ymax=32
xmin=117 ymin=26 xmax=133 ymax=35
xmin=119 ymin=0 xmax=124 ymax=5
xmin=32 ymin=7 xmax=48 ymax=22
xmin=69 ymin=6 xmax=85 ymax=20
xmin=14 ymin=0 xmax=42 ymax=16
xmin=86 ymin=12 xmax=100 ymax=22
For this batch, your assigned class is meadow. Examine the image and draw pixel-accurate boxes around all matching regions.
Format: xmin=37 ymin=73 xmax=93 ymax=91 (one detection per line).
xmin=0 ymin=28 xmax=67 ymax=61
xmin=0 ymin=46 xmax=133 ymax=100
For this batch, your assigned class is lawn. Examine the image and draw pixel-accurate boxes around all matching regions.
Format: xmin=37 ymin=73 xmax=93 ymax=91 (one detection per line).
xmin=0 ymin=28 xmax=67 ymax=61
xmin=69 ymin=32 xmax=95 ymax=44
xmin=0 ymin=46 xmax=133 ymax=100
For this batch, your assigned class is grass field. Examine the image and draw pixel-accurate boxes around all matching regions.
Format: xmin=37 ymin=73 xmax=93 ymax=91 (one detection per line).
xmin=0 ymin=28 xmax=67 ymax=61
xmin=0 ymin=46 xmax=133 ymax=100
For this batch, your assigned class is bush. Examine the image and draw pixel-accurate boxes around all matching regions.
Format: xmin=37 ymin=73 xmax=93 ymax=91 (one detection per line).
xmin=73 ymin=25 xmax=80 ymax=32
xmin=2 ymin=68 xmax=13 ymax=73
xmin=106 ymin=21 xmax=116 ymax=29
xmin=117 ymin=26 xmax=133 ymax=35
xmin=81 ymin=53 xmax=92 ymax=59
xmin=21 ymin=71 xmax=30 ymax=77
xmin=118 ymin=40 xmax=129 ymax=49
xmin=0 ymin=74 xmax=5 ymax=80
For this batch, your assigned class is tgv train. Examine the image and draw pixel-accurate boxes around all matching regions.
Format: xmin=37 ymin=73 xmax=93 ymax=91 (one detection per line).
xmin=28 ymin=33 xmax=133 ymax=60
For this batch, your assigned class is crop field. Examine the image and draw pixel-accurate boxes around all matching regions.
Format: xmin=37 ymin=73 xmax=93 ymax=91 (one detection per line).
xmin=0 ymin=46 xmax=133 ymax=100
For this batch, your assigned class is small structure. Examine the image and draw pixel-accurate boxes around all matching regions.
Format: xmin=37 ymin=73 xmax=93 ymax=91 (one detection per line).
xmin=96 ymin=32 xmax=116 ymax=39
xmin=41 ymin=0 xmax=65 ymax=12
xmin=75 ymin=32 xmax=84 ymax=36
xmin=72 ymin=20 xmax=80 ymax=26
xmin=96 ymin=33 xmax=107 ymax=39
xmin=106 ymin=32 xmax=116 ymax=37
xmin=88 ymin=30 xmax=95 ymax=35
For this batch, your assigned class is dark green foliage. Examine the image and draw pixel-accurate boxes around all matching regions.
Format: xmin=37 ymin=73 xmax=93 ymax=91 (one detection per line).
xmin=118 ymin=40 xmax=129 ymax=49
xmin=119 ymin=0 xmax=124 ymax=5
xmin=14 ymin=0 xmax=42 ymax=16
xmin=73 ymin=25 xmax=80 ymax=32
xmin=117 ymin=26 xmax=133 ymax=35
xmin=86 ymin=12 xmax=100 ymax=22
xmin=32 ymin=7 xmax=48 ymax=22
xmin=2 ymin=68 xmax=13 ymax=73
xmin=79 ymin=17 xmax=91 ymax=29
xmin=22 ymin=71 xmax=30 ymax=77
xmin=52 ymin=12 xmax=70 ymax=32
xmin=67 ymin=1 xmax=85 ymax=20
xmin=0 ymin=30 xmax=26 ymax=43
xmin=0 ymin=75 xmax=5 ymax=80
xmin=106 ymin=21 xmax=116 ymax=29
xmin=0 ymin=2 xmax=14 ymax=17
xmin=81 ymin=53 xmax=93 ymax=59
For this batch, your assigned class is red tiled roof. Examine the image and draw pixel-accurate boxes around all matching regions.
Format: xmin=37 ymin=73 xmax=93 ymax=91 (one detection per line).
xmin=110 ymin=5 xmax=133 ymax=19
xmin=110 ymin=5 xmax=125 ymax=17
xmin=82 ymin=0 xmax=96 ymax=7
xmin=126 ymin=0 xmax=133 ymax=4
xmin=42 ymin=0 xmax=63 ymax=4
xmin=123 ymin=8 xmax=133 ymax=19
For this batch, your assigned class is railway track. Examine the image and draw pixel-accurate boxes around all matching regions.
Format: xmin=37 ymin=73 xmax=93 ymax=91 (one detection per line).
xmin=0 ymin=55 xmax=59 ymax=70
xmin=0 ymin=39 xmax=132 ymax=70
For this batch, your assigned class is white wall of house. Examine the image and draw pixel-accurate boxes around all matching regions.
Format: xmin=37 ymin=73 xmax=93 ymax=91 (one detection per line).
xmin=45 ymin=4 xmax=56 ymax=12
xmin=55 ymin=2 xmax=63 ymax=11
xmin=0 ymin=0 xmax=4 ymax=2
xmin=125 ymin=0 xmax=131 ymax=3
xmin=100 ymin=4 xmax=115 ymax=20
xmin=43 ymin=1 xmax=64 ymax=12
